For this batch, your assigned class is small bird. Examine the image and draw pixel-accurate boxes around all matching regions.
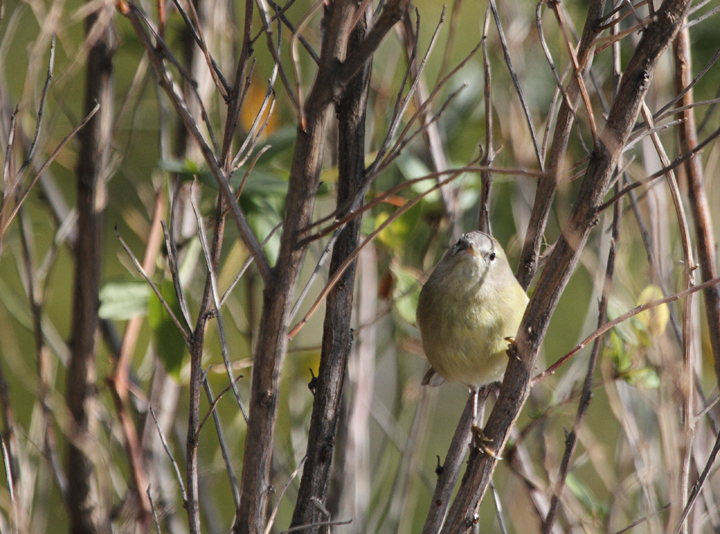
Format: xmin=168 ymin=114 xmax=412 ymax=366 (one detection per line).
xmin=416 ymin=231 xmax=528 ymax=454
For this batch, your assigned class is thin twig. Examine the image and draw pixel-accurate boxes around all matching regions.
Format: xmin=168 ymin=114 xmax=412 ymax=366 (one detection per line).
xmin=542 ymin=175 xmax=621 ymax=533
xmin=421 ymin=395 xmax=474 ymax=533
xmin=263 ymin=0 xmax=319 ymax=64
xmin=147 ymin=485 xmax=163 ymax=534
xmin=170 ymin=0 xmax=231 ymax=97
xmin=197 ymin=373 xmax=245 ymax=435
xmin=279 ymin=519 xmax=353 ymax=533
xmin=202 ymin=373 xmax=242 ymax=508
xmin=190 ymin=185 xmax=246 ymax=414
xmin=549 ymin=2 xmax=598 ymax=145
xmin=16 ymin=34 xmax=55 ymax=179
xmin=289 ymin=230 xmax=339 ymax=321
xmin=598 ymin=124 xmax=720 ymax=213
xmin=0 ymin=103 xmax=100 ymax=240
xmin=0 ymin=436 xmax=18 ymax=534
xmin=149 ymin=407 xmax=188 ymax=505
xmin=489 ymin=0 xmax=544 ymax=170
xmin=288 ymin=166 xmax=472 ymax=340
xmin=264 ymin=457 xmax=308 ymax=534
xmin=533 ymin=276 xmax=720 ymax=383
xmin=672 ymin=425 xmax=720 ymax=534
xmin=303 ymin=161 xmax=541 ymax=246
xmin=479 ymin=5 xmax=494 ymax=234
xmin=115 ymin=226 xmax=191 ymax=340
xmin=219 ymin=221 xmax=282 ymax=307
xmin=160 ymin=220 xmax=193 ymax=329
xmin=121 ymin=2 xmax=272 ymax=281
xmin=490 ymin=482 xmax=508 ymax=534
xmin=683 ymin=3 xmax=720 ymax=29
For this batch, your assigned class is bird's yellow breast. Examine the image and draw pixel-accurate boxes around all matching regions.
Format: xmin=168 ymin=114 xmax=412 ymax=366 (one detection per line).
xmin=416 ymin=251 xmax=527 ymax=388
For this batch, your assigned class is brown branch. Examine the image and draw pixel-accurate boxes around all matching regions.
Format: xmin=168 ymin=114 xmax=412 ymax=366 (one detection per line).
xmin=120 ymin=1 xmax=271 ymax=282
xmin=290 ymin=8 xmax=371 ymax=530
xmin=234 ymin=0 xmax=407 ymax=531
xmin=107 ymin=188 xmax=165 ymax=528
xmin=673 ymin=27 xmax=720 ymax=384
xmin=479 ymin=5 xmax=494 ymax=235
xmin=542 ymin=180 xmax=621 ymax=533
xmin=66 ymin=6 xmax=115 ymax=532
xmin=421 ymin=395 xmax=475 ymax=533
xmin=440 ymin=0 xmax=693 ymax=529
xmin=516 ymin=0 xmax=603 ymax=289
xmin=186 ymin=193 xmax=227 ymax=534
xmin=398 ymin=8 xmax=462 ymax=239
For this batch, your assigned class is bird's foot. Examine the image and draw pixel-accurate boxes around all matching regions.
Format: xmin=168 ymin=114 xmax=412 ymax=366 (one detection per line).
xmin=471 ymin=424 xmax=502 ymax=460
xmin=504 ymin=336 xmax=520 ymax=360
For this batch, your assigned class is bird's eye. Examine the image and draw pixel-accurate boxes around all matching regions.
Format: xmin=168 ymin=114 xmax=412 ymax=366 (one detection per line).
xmin=489 ymin=252 xmax=496 ymax=262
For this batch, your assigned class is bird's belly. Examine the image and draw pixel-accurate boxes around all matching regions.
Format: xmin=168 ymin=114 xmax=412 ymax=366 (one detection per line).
xmin=422 ymin=309 xmax=511 ymax=388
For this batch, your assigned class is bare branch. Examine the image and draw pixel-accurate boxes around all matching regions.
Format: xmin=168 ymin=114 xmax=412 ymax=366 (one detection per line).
xmin=120 ymin=1 xmax=272 ymax=282
xmin=441 ymin=0 xmax=693 ymax=527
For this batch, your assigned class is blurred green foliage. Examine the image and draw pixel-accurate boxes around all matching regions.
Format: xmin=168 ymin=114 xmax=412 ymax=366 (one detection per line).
xmin=1 ymin=0 xmax=719 ymax=531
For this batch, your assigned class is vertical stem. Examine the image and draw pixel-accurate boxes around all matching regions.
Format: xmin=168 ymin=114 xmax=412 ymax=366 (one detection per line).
xmin=330 ymin=244 xmax=378 ymax=527
xmin=478 ymin=5 xmax=493 ymax=235
xmin=233 ymin=0 xmax=369 ymax=530
xmin=67 ymin=6 xmax=114 ymax=534
xmin=515 ymin=0 xmax=603 ymax=289
xmin=541 ymin=186 xmax=621 ymax=533
xmin=439 ymin=0 xmax=692 ymax=527
xmin=673 ymin=27 xmax=720 ymax=383
xmin=290 ymin=4 xmax=371 ymax=531
xmin=186 ymin=195 xmax=227 ymax=534
xmin=399 ymin=12 xmax=460 ymax=240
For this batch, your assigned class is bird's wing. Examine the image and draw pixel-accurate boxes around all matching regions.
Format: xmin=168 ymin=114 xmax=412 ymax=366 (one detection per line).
xmin=421 ymin=367 xmax=446 ymax=387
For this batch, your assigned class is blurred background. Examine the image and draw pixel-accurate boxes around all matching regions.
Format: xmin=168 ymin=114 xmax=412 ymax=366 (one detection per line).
xmin=1 ymin=0 xmax=720 ymax=531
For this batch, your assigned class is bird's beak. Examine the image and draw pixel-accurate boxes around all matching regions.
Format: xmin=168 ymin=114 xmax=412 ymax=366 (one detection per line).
xmin=463 ymin=245 xmax=480 ymax=259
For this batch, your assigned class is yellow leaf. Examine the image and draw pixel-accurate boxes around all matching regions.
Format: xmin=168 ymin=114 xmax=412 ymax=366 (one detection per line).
xmin=636 ymin=285 xmax=669 ymax=337
xmin=239 ymin=76 xmax=278 ymax=137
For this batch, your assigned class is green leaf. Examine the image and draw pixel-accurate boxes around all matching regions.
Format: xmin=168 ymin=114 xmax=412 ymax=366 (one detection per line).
xmin=233 ymin=169 xmax=288 ymax=197
xmin=621 ymin=366 xmax=660 ymax=389
xmin=158 ymin=158 xmax=216 ymax=188
xmin=375 ymin=201 xmax=422 ymax=252
xmin=566 ymin=473 xmax=609 ymax=519
xmin=249 ymin=126 xmax=296 ymax=166
xmin=397 ymin=155 xmax=441 ymax=204
xmin=99 ymin=282 xmax=150 ymax=320
xmin=604 ymin=330 xmax=629 ymax=372
xmin=148 ymin=280 xmax=188 ymax=381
